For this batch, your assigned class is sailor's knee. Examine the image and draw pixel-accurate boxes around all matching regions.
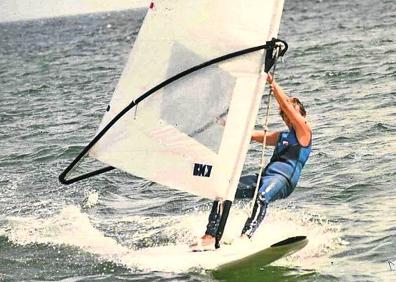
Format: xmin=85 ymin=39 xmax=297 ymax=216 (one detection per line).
xmin=259 ymin=177 xmax=291 ymax=203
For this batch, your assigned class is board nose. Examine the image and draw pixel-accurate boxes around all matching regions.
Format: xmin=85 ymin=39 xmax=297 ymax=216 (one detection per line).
xmin=270 ymin=236 xmax=307 ymax=247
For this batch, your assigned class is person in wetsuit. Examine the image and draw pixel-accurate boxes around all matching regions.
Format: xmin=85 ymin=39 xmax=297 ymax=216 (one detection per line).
xmin=196 ymin=74 xmax=312 ymax=248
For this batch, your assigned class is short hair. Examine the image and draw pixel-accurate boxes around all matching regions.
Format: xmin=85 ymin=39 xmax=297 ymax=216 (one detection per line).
xmin=291 ymin=97 xmax=306 ymax=117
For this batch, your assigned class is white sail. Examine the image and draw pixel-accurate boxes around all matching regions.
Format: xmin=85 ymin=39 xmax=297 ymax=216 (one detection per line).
xmin=89 ymin=0 xmax=285 ymax=201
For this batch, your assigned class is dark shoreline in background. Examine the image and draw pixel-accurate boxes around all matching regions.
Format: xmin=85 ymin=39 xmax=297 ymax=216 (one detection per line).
xmin=0 ymin=7 xmax=148 ymax=26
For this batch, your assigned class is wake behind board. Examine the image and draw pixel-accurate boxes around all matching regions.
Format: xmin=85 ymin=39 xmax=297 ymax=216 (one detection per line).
xmin=126 ymin=236 xmax=307 ymax=274
xmin=212 ymin=236 xmax=308 ymax=280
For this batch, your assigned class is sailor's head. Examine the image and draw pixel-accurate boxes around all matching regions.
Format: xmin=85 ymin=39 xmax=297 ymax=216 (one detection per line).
xmin=292 ymin=97 xmax=306 ymax=117
xmin=280 ymin=97 xmax=306 ymax=127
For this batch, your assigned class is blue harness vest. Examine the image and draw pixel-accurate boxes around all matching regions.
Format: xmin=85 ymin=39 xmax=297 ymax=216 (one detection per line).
xmin=264 ymin=128 xmax=312 ymax=188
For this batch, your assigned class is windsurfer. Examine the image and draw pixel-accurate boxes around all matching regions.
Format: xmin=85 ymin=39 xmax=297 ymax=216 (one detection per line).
xmin=194 ymin=74 xmax=312 ymax=249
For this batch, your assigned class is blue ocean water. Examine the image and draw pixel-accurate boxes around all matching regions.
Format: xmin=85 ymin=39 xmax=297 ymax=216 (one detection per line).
xmin=0 ymin=0 xmax=395 ymax=281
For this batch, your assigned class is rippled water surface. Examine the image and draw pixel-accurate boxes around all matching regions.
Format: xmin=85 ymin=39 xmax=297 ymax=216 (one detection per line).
xmin=0 ymin=0 xmax=395 ymax=281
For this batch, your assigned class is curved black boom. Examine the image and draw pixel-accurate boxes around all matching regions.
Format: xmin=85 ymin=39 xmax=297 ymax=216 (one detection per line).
xmin=59 ymin=38 xmax=288 ymax=185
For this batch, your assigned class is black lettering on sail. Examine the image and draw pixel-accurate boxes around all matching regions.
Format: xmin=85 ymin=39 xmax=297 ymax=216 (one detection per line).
xmin=193 ymin=163 xmax=213 ymax=177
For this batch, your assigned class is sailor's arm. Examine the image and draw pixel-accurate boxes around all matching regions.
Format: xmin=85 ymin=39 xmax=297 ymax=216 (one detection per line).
xmin=267 ymin=74 xmax=294 ymax=117
xmin=251 ymin=130 xmax=279 ymax=146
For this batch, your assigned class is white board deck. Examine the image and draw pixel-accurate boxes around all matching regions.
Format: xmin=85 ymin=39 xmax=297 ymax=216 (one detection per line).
xmin=123 ymin=236 xmax=307 ymax=273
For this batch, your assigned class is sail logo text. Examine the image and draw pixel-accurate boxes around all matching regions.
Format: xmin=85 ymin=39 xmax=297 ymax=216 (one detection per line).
xmin=193 ymin=163 xmax=212 ymax=177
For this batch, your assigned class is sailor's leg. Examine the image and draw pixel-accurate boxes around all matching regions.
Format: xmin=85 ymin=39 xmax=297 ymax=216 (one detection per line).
xmin=241 ymin=176 xmax=292 ymax=238
xmin=190 ymin=200 xmax=221 ymax=250
xmin=204 ymin=200 xmax=221 ymax=237
xmin=240 ymin=192 xmax=268 ymax=238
